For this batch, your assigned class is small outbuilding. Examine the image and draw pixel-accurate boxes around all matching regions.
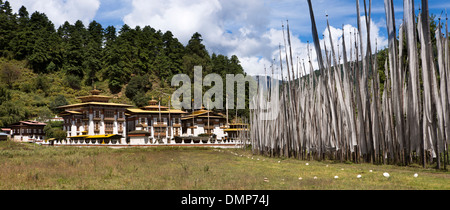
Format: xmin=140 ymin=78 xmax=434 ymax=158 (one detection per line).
xmin=0 ymin=133 xmax=8 ymax=141
xmin=128 ymin=124 xmax=151 ymax=145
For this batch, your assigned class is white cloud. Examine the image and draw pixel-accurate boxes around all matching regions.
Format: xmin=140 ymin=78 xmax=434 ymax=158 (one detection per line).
xmin=322 ymin=17 xmax=389 ymax=66
xmin=122 ymin=0 xmax=389 ymax=77
xmin=10 ymin=0 xmax=101 ymax=26
xmin=239 ymin=56 xmax=273 ymax=77
xmin=123 ymin=0 xmax=223 ymax=44
xmin=9 ymin=0 xmax=390 ymax=77
xmin=261 ymin=27 xmax=319 ymax=77
xmin=122 ymin=0 xmax=274 ymax=76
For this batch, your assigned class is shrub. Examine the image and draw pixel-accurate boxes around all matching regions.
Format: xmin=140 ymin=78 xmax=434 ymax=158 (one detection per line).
xmin=125 ymin=75 xmax=151 ymax=100
xmin=0 ymin=63 xmax=21 ymax=88
xmin=49 ymin=95 xmax=68 ymax=114
xmin=64 ymin=74 xmax=81 ymax=90
xmin=35 ymin=74 xmax=51 ymax=95
xmin=132 ymin=92 xmax=150 ymax=108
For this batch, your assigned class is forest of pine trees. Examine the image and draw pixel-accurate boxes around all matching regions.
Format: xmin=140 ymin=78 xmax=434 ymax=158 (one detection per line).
xmin=0 ymin=1 xmax=247 ymax=127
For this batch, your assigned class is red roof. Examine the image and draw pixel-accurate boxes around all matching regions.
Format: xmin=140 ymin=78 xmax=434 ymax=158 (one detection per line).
xmin=23 ymin=121 xmax=47 ymax=126
xmin=12 ymin=121 xmax=47 ymax=126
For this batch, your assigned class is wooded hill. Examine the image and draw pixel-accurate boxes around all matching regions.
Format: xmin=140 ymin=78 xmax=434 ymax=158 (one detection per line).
xmin=0 ymin=1 xmax=247 ymax=127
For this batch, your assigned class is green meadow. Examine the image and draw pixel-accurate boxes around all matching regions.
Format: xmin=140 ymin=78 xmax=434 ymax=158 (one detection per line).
xmin=0 ymin=141 xmax=448 ymax=190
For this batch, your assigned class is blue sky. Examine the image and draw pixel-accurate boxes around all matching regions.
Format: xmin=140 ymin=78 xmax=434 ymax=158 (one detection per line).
xmin=9 ymin=0 xmax=450 ymax=76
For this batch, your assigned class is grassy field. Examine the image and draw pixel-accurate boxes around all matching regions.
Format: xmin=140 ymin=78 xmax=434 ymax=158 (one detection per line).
xmin=0 ymin=141 xmax=448 ymax=190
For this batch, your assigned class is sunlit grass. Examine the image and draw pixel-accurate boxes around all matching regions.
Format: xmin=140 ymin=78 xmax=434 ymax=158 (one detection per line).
xmin=0 ymin=141 xmax=448 ymax=190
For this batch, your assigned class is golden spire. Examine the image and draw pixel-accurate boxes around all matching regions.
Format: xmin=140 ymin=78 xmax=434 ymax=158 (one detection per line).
xmin=90 ymin=84 xmax=101 ymax=95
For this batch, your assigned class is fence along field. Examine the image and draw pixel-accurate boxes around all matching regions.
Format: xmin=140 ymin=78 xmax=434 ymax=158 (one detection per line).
xmin=250 ymin=0 xmax=449 ymax=169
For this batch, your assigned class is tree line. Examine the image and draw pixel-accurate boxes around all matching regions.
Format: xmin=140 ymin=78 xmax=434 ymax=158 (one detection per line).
xmin=0 ymin=0 xmax=248 ymax=126
xmin=0 ymin=0 xmax=246 ymax=91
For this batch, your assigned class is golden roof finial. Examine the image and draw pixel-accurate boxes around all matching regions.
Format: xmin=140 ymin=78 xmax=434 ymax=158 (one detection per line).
xmin=90 ymin=84 xmax=101 ymax=95
xmin=148 ymin=96 xmax=158 ymax=106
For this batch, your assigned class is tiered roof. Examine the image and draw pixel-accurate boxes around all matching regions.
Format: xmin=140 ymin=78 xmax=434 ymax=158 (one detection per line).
xmin=181 ymin=107 xmax=226 ymax=120
xmin=58 ymin=89 xmax=133 ymax=110
xmin=127 ymin=98 xmax=186 ymax=115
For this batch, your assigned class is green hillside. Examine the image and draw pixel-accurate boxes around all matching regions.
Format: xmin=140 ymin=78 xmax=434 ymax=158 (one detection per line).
xmin=0 ymin=1 xmax=248 ymax=127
